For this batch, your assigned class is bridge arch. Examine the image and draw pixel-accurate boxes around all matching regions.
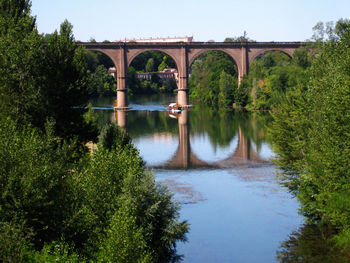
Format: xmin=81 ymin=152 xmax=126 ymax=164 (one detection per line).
xmin=248 ymin=48 xmax=294 ymax=66
xmin=126 ymin=49 xmax=181 ymax=74
xmin=85 ymin=48 xmax=120 ymax=74
xmin=188 ymin=49 xmax=238 ymax=67
xmin=188 ymin=48 xmax=242 ymax=80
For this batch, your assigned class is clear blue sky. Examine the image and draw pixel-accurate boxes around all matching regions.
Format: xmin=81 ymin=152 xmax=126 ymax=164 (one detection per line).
xmin=31 ymin=0 xmax=349 ymax=42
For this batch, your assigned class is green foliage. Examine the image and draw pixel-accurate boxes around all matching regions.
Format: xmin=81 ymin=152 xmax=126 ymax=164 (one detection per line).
xmin=239 ymin=50 xmax=310 ymax=110
xmin=189 ymin=50 xmax=238 ymax=107
xmin=80 ymin=123 xmax=189 ymax=261
xmin=0 ymin=117 xmax=189 ymax=262
xmin=26 ymin=242 xmax=82 ymax=263
xmin=311 ymin=18 xmax=350 ymax=42
xmin=0 ymin=221 xmax=32 ymax=263
xmin=130 ymin=50 xmax=176 ymax=73
xmin=270 ymin=20 xmax=350 ymax=249
xmin=0 ymin=0 xmax=44 ymax=127
xmin=40 ymin=20 xmax=97 ymax=142
xmin=83 ymin=103 xmax=98 ymax=139
xmin=127 ymin=51 xmax=178 ymax=95
xmin=88 ymin=65 xmax=116 ymax=97
xmin=0 ymin=2 xmax=188 ymax=261
xmin=0 ymin=118 xmax=85 ymax=252
xmin=145 ymin=58 xmax=155 ymax=72
xmin=99 ymin=202 xmax=152 ymax=263
xmin=85 ymin=50 xmax=114 ymax=72
xmin=0 ymin=2 xmax=97 ymax=143
xmin=98 ymin=122 xmax=131 ymax=150
xmin=218 ymin=71 xmax=235 ymax=106
xmin=158 ymin=55 xmax=170 ymax=71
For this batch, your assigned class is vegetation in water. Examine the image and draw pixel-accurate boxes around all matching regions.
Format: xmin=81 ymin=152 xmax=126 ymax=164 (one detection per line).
xmin=0 ymin=1 xmax=188 ymax=262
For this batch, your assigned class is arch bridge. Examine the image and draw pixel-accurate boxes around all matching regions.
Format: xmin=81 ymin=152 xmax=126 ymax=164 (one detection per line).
xmin=79 ymin=41 xmax=305 ymax=109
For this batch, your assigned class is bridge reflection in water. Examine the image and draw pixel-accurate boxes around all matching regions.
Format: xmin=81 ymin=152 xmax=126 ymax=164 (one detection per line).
xmin=114 ymin=109 xmax=271 ymax=170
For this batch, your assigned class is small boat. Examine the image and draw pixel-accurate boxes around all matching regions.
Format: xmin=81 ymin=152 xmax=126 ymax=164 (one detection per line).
xmin=168 ymin=103 xmax=182 ymax=113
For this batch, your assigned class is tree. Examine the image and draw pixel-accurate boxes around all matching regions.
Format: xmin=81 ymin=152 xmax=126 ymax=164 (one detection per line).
xmin=270 ymin=21 xmax=350 ymax=249
xmin=158 ymin=55 xmax=170 ymax=71
xmin=0 ymin=1 xmax=97 ymax=143
xmin=40 ymin=20 xmax=97 ymax=142
xmin=130 ymin=51 xmax=176 ymax=73
xmin=0 ymin=1 xmax=189 ymax=261
xmin=99 ymin=202 xmax=152 ymax=263
xmin=145 ymin=58 xmax=155 ymax=72
xmin=311 ymin=18 xmax=350 ymax=42
xmin=218 ymin=71 xmax=235 ymax=106
xmin=224 ymin=31 xmax=255 ymax=42
xmin=89 ymin=65 xmax=116 ymax=97
xmin=334 ymin=18 xmax=350 ymax=39
xmin=189 ymin=51 xmax=238 ymax=107
xmin=0 ymin=118 xmax=189 ymax=262
xmin=0 ymin=119 xmax=81 ymax=252
xmin=0 ymin=0 xmax=44 ymax=126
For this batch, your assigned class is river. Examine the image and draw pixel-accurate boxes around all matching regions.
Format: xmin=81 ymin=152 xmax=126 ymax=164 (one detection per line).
xmin=92 ymin=94 xmax=304 ymax=262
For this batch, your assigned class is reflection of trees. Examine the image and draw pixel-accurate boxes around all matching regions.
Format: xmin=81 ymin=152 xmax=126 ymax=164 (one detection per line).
xmin=94 ymin=97 xmax=274 ymax=159
xmin=188 ymin=105 xmax=273 ymax=151
xmin=146 ymin=109 xmax=270 ymax=170
xmin=277 ymin=224 xmax=350 ymax=263
xmin=126 ymin=111 xmax=178 ymax=138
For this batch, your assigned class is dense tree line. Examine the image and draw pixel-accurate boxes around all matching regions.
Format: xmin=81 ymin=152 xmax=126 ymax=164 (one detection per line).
xmin=0 ymin=1 xmax=95 ymax=143
xmin=130 ymin=50 xmax=176 ymax=73
xmin=238 ymin=48 xmax=311 ymax=110
xmin=0 ymin=1 xmax=188 ymax=262
xmin=269 ymin=19 xmax=350 ymax=251
xmin=189 ymin=51 xmax=238 ymax=107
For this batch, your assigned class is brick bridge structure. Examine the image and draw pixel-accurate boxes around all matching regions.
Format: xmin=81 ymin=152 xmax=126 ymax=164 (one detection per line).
xmin=80 ymin=41 xmax=305 ymax=109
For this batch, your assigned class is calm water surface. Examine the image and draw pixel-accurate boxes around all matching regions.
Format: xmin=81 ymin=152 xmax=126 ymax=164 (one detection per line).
xmin=92 ymin=94 xmax=304 ymax=263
